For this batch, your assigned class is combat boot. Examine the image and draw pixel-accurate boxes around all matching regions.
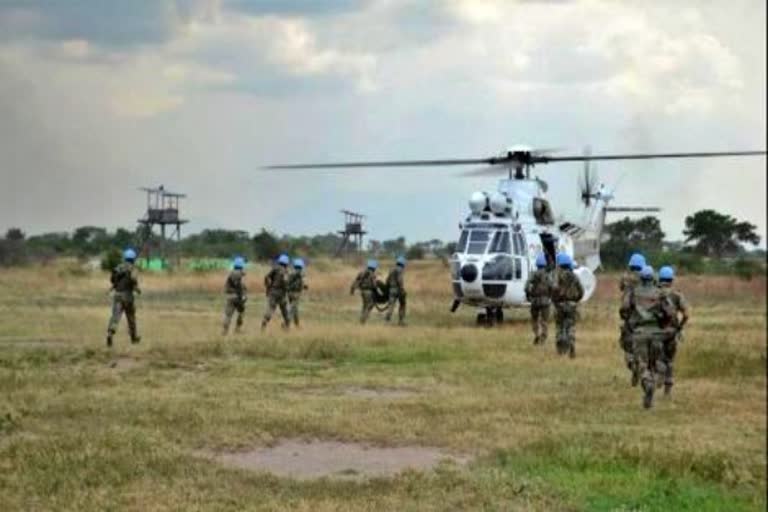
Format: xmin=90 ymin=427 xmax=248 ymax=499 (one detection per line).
xmin=106 ymin=333 xmax=113 ymax=348
xmin=642 ymin=382 xmax=654 ymax=409
xmin=664 ymin=382 xmax=673 ymax=396
xmin=568 ymin=344 xmax=576 ymax=359
xmin=131 ymin=335 xmax=141 ymax=344
xmin=631 ymin=369 xmax=639 ymax=387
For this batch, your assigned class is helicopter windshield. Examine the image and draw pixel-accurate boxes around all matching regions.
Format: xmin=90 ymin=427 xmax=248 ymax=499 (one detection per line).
xmin=467 ymin=230 xmax=491 ymax=254
xmin=457 ymin=230 xmax=469 ymax=253
xmin=489 ymin=230 xmax=511 ymax=254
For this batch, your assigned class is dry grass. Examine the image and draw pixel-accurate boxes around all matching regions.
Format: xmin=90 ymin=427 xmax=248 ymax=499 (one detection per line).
xmin=0 ymin=260 xmax=765 ymax=511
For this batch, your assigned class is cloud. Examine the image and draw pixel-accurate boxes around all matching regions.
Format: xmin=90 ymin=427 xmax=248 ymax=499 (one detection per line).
xmin=0 ymin=0 xmax=764 ymax=245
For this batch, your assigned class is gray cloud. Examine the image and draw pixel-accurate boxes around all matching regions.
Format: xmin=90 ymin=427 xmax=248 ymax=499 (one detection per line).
xmin=0 ymin=0 xmax=764 ymax=247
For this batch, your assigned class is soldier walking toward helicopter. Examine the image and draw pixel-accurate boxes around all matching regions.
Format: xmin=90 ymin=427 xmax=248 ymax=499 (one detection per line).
xmin=262 ymin=254 xmax=291 ymax=330
xmin=222 ymin=256 xmax=247 ymax=335
xmin=287 ymin=258 xmax=308 ymax=328
xmin=525 ymin=253 xmax=553 ymax=345
xmin=551 ymin=253 xmax=584 ymax=358
xmin=619 ymin=253 xmax=646 ymax=385
xmin=350 ymin=260 xmax=380 ymax=324
xmin=625 ymin=265 xmax=674 ymax=409
xmin=657 ymin=265 xmax=690 ymax=396
xmin=384 ymin=256 xmax=408 ymax=326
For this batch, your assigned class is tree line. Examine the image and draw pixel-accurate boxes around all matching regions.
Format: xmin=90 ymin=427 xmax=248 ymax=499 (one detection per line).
xmin=0 ymin=209 xmax=763 ymax=276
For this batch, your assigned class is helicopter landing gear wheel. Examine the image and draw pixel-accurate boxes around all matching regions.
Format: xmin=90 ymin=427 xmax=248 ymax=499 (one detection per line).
xmin=476 ymin=312 xmax=487 ymax=326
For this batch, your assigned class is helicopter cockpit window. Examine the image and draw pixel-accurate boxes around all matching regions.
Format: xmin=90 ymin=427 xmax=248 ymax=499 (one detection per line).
xmin=468 ymin=230 xmax=490 ymax=254
xmin=532 ymin=198 xmax=555 ymax=225
xmin=512 ymin=232 xmax=526 ymax=256
xmin=457 ymin=230 xmax=469 ymax=253
xmin=489 ymin=231 xmax=511 ymax=254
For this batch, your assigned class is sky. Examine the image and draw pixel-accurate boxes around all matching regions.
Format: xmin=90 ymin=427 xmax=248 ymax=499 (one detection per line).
xmin=1 ymin=0 xmax=765 ymax=246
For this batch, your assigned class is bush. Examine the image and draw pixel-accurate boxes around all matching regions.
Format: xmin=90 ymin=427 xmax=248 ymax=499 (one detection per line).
xmin=101 ymin=248 xmax=123 ymax=271
xmin=406 ymin=245 xmax=425 ymax=260
xmin=732 ymin=257 xmax=762 ymax=281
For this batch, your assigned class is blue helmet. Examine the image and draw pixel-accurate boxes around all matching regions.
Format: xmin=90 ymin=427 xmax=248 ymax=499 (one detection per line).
xmin=277 ymin=254 xmax=290 ymax=266
xmin=233 ymin=256 xmax=245 ymax=269
xmin=367 ymin=259 xmax=378 ymax=270
xmin=556 ymin=252 xmax=572 ymax=269
xmin=535 ymin=253 xmax=547 ymax=268
xmin=640 ymin=265 xmax=654 ymax=280
xmin=659 ymin=265 xmax=674 ymax=282
xmin=396 ymin=255 xmax=407 ymax=267
xmin=628 ymin=253 xmax=646 ymax=271
xmin=123 ymin=248 xmax=137 ymax=262
xmin=293 ymin=258 xmax=305 ymax=269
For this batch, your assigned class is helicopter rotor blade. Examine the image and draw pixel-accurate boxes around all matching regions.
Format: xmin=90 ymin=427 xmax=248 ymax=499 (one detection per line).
xmin=541 ymin=150 xmax=766 ymax=163
xmin=264 ymin=157 xmax=494 ymax=170
xmin=265 ymin=149 xmax=765 ymax=170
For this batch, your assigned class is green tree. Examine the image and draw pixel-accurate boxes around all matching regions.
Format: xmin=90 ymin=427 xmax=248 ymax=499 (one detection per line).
xmin=382 ymin=237 xmax=407 ymax=257
xmin=683 ymin=209 xmax=760 ymax=257
xmin=5 ymin=228 xmax=25 ymax=241
xmin=252 ymin=229 xmax=281 ymax=261
xmin=601 ymin=216 xmax=665 ymax=268
xmin=72 ymin=226 xmax=109 ymax=255
xmin=406 ymin=245 xmax=425 ymax=260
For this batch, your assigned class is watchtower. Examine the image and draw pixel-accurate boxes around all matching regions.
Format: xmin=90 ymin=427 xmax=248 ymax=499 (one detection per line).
xmin=137 ymin=185 xmax=188 ymax=266
xmin=335 ymin=210 xmax=366 ymax=257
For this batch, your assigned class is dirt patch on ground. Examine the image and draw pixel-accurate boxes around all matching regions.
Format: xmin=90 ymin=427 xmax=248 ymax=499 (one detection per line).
xmin=202 ymin=439 xmax=467 ymax=480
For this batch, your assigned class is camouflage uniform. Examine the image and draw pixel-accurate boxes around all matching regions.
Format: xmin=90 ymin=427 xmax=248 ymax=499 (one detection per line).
xmin=658 ymin=284 xmax=689 ymax=393
xmin=350 ymin=268 xmax=378 ymax=324
xmin=262 ymin=266 xmax=290 ymax=329
xmin=222 ymin=269 xmax=247 ymax=335
xmin=618 ymin=271 xmax=641 ymax=377
xmin=287 ymin=269 xmax=307 ymax=327
xmin=551 ymin=267 xmax=584 ymax=357
xmin=625 ymin=281 xmax=674 ymax=408
xmin=384 ymin=266 xmax=407 ymax=325
xmin=525 ymin=268 xmax=553 ymax=345
xmin=106 ymin=262 xmax=141 ymax=345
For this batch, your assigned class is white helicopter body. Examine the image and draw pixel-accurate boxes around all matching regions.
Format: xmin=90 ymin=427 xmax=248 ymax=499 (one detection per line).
xmin=449 ymin=172 xmax=606 ymax=321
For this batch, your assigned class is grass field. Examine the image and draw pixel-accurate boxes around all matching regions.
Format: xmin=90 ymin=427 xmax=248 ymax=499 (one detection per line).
xmin=0 ymin=259 xmax=765 ymax=511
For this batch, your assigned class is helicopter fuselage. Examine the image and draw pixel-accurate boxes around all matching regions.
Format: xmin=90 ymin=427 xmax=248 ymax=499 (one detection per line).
xmin=450 ymin=178 xmax=597 ymax=314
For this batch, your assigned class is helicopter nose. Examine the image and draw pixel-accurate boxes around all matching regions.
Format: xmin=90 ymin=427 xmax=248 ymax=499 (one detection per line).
xmin=460 ymin=264 xmax=479 ymax=283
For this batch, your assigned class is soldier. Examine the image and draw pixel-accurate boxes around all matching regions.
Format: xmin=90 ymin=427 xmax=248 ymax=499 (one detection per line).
xmin=619 ymin=252 xmax=646 ymax=385
xmin=350 ymin=260 xmax=379 ymax=324
xmin=525 ymin=253 xmax=553 ymax=345
xmin=551 ymin=253 xmax=584 ymax=358
xmin=287 ymin=258 xmax=308 ymax=328
xmin=657 ymin=265 xmax=690 ymax=396
xmin=106 ymin=248 xmax=141 ymax=347
xmin=222 ymin=256 xmax=247 ymax=335
xmin=384 ymin=256 xmax=408 ymax=326
xmin=261 ymin=254 xmax=291 ymax=330
xmin=625 ymin=265 xmax=674 ymax=409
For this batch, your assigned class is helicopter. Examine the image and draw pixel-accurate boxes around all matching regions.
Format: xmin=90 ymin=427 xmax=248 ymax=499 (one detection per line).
xmin=266 ymin=146 xmax=765 ymax=325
